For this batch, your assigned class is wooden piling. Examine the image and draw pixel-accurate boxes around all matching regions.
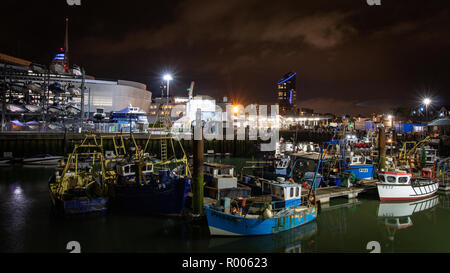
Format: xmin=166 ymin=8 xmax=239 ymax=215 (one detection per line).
xmin=378 ymin=127 xmax=386 ymax=169
xmin=192 ymin=130 xmax=204 ymax=216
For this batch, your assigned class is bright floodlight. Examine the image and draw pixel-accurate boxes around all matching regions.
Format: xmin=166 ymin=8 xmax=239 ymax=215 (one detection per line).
xmin=388 ymin=115 xmax=392 ymax=119
xmin=163 ymin=74 xmax=173 ymax=81
xmin=423 ymin=98 xmax=431 ymax=105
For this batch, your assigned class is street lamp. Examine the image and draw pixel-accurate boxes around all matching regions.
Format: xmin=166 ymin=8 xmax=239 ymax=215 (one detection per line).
xmin=423 ymin=98 xmax=431 ymax=121
xmin=163 ymin=74 xmax=173 ymax=109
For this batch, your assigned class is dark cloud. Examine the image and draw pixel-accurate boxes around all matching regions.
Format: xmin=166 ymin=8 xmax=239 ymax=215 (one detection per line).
xmin=1 ymin=0 xmax=449 ymax=115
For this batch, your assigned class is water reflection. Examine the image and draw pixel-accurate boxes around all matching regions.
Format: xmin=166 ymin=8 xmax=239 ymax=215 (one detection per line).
xmin=377 ymin=195 xmax=439 ymax=252
xmin=438 ymin=192 xmax=450 ymax=210
xmin=2 ymin=164 xmax=450 ymax=253
xmin=207 ymin=221 xmax=317 ymax=253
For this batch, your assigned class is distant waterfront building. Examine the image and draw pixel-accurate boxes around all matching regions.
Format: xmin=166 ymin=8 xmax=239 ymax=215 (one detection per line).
xmin=148 ymin=96 xmax=189 ymax=123
xmin=277 ymin=72 xmax=297 ymax=116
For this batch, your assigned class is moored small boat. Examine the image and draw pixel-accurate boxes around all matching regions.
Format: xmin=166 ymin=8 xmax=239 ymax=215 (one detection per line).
xmin=23 ymin=154 xmax=63 ymax=165
xmin=48 ymin=135 xmax=114 ymax=216
xmin=113 ymin=160 xmax=192 ymax=215
xmin=205 ymin=179 xmax=317 ymax=236
xmin=376 ymin=170 xmax=439 ymax=201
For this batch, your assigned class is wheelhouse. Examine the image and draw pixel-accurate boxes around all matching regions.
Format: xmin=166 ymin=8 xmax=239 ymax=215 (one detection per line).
xmin=204 ymin=163 xmax=234 ymax=177
xmin=378 ymin=172 xmax=411 ymax=184
xmin=117 ymin=163 xmax=154 ymax=177
xmin=260 ymin=179 xmax=302 ymax=208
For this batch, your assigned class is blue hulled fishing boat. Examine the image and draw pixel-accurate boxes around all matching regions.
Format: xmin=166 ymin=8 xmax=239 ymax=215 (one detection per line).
xmin=110 ymin=103 xmax=192 ymax=216
xmin=113 ymin=161 xmax=192 ymax=215
xmin=205 ymin=179 xmax=317 ymax=236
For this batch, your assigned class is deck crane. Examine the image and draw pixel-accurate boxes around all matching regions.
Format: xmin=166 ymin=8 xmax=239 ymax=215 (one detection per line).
xmin=397 ymin=136 xmax=430 ymax=167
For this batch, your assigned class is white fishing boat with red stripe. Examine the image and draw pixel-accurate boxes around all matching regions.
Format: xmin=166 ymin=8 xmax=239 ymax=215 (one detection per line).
xmin=376 ymin=170 xmax=439 ymax=201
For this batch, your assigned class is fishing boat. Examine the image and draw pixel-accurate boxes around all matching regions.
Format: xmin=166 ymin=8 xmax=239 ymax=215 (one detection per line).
xmin=205 ymin=179 xmax=317 ymax=236
xmin=48 ymin=135 xmax=114 ymax=215
xmin=110 ymin=104 xmax=192 ymax=215
xmin=113 ymin=159 xmax=192 ymax=215
xmin=23 ymin=154 xmax=63 ymax=165
xmin=376 ymin=170 xmax=439 ymax=201
xmin=27 ymin=82 xmax=44 ymax=94
xmin=24 ymin=104 xmax=42 ymax=113
xmin=344 ymin=155 xmax=375 ymax=179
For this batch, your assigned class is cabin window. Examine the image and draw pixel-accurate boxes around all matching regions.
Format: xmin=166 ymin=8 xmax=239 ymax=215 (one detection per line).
xmin=379 ymin=175 xmax=385 ymax=182
xmin=386 ymin=176 xmax=396 ymax=183
xmin=296 ymin=187 xmax=299 ymax=197
xmin=124 ymin=166 xmax=130 ymax=174
xmin=398 ymin=177 xmax=408 ymax=183
xmin=290 ymin=188 xmax=294 ymax=198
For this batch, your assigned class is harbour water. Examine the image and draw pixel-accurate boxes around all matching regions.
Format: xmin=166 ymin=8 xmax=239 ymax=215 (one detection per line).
xmin=1 ymin=163 xmax=450 ymax=253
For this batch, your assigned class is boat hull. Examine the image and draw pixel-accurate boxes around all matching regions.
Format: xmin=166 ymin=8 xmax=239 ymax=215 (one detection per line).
xmin=205 ymin=206 xmax=317 ymax=236
xmin=50 ymin=193 xmax=109 ymax=216
xmin=112 ymin=177 xmax=192 ymax=215
xmin=376 ymin=181 xmax=439 ymax=201
xmin=23 ymin=156 xmax=62 ymax=165
xmin=344 ymin=164 xmax=375 ymax=179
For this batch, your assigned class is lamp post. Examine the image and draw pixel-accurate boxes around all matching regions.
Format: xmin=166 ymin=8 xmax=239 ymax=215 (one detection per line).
xmin=388 ymin=115 xmax=393 ymax=128
xmin=423 ymin=98 xmax=431 ymax=122
xmin=163 ymin=74 xmax=172 ymax=110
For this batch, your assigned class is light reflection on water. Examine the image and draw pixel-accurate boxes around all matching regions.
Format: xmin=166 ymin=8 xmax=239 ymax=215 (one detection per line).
xmin=1 ymin=164 xmax=450 ymax=253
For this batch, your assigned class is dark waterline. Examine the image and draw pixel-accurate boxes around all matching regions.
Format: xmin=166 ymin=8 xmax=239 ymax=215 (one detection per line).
xmin=1 ymin=163 xmax=450 ymax=253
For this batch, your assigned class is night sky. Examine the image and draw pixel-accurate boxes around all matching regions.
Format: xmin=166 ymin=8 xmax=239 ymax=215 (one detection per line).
xmin=2 ymin=0 xmax=449 ymax=115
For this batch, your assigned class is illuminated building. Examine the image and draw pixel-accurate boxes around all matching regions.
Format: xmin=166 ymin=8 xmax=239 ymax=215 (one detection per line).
xmin=277 ymin=72 xmax=296 ymax=116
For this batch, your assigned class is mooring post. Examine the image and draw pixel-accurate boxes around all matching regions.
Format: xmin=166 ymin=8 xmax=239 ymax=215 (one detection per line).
xmin=192 ymin=117 xmax=204 ymax=216
xmin=378 ymin=126 xmax=386 ymax=169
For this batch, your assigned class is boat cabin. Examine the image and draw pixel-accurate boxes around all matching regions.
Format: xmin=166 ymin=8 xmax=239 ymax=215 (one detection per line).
xmin=349 ymin=155 xmax=366 ymax=165
xmin=274 ymin=157 xmax=290 ymax=175
xmin=204 ymin=162 xmax=237 ymax=189
xmin=117 ymin=163 xmax=154 ymax=178
xmin=378 ymin=171 xmax=412 ymax=185
xmin=424 ymin=147 xmax=438 ymax=164
xmin=260 ymin=179 xmax=302 ymax=209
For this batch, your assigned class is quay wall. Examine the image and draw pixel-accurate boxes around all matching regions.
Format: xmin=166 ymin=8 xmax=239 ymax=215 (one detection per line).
xmin=0 ymin=130 xmax=334 ymax=158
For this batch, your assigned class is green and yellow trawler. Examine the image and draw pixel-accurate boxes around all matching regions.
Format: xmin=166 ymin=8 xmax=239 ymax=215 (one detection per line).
xmin=110 ymin=104 xmax=192 ymax=215
xmin=49 ymin=135 xmax=116 ymax=216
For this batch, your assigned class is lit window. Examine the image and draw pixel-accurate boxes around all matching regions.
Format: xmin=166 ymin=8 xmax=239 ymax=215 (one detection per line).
xmin=387 ymin=176 xmax=396 ymax=183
